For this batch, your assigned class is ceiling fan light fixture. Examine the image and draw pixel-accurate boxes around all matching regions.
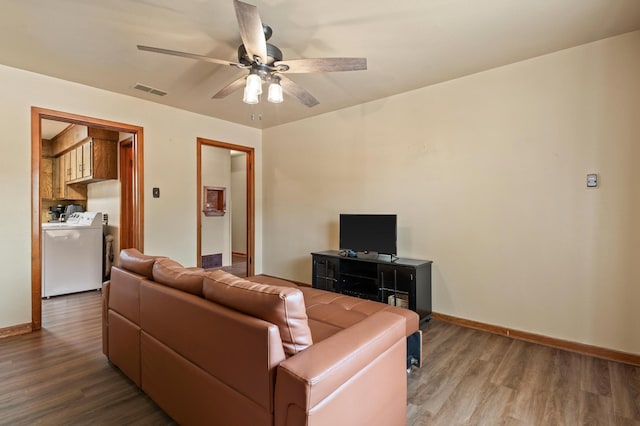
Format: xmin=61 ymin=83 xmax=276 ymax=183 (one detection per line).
xmin=243 ymin=85 xmax=260 ymax=104
xmin=242 ymin=72 xmax=262 ymax=105
xmin=267 ymin=78 xmax=283 ymax=104
xmin=246 ymin=72 xmax=262 ymax=95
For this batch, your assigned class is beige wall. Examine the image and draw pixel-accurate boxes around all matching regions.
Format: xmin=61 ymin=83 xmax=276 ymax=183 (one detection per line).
xmin=201 ymin=146 xmax=231 ymax=265
xmin=0 ymin=64 xmax=262 ymax=330
xmin=262 ymin=31 xmax=640 ymax=355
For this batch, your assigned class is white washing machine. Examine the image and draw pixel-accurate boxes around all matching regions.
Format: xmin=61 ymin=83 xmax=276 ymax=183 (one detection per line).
xmin=42 ymin=212 xmax=103 ymax=298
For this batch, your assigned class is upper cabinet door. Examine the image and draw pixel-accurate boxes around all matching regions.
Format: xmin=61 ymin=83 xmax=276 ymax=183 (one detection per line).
xmin=75 ymin=145 xmax=83 ymax=178
xmin=81 ymin=140 xmax=92 ymax=179
xmin=64 ymin=150 xmax=77 ymax=182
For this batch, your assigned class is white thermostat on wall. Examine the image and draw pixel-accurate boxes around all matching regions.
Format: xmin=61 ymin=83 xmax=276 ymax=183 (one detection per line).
xmin=587 ymin=174 xmax=598 ymax=188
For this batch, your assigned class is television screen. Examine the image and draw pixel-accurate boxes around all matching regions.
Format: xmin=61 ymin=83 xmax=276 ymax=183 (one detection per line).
xmin=339 ymin=214 xmax=397 ymax=255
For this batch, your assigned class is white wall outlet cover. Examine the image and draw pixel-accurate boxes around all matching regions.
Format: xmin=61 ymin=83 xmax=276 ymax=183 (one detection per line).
xmin=587 ymin=174 xmax=598 ymax=187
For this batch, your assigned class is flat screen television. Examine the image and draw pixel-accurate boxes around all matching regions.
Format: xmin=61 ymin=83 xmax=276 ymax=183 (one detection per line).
xmin=339 ymin=214 xmax=397 ymax=255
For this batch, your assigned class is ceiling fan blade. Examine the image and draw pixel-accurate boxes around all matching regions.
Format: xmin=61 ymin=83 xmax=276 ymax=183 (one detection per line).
xmin=137 ymin=45 xmax=244 ymax=68
xmin=233 ymin=0 xmax=268 ymax=64
xmin=211 ymin=75 xmax=247 ymax=99
xmin=279 ymin=75 xmax=319 ymax=107
xmin=275 ymin=58 xmax=367 ymax=73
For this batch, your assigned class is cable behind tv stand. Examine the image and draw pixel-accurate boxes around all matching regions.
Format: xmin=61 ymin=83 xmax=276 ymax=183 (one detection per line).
xmin=311 ymin=250 xmax=432 ymax=322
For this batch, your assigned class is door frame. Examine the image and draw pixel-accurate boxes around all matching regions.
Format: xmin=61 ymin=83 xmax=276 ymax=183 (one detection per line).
xmin=196 ymin=137 xmax=255 ymax=276
xmin=31 ymin=107 xmax=144 ymax=330
xmin=119 ymin=137 xmax=135 ymax=250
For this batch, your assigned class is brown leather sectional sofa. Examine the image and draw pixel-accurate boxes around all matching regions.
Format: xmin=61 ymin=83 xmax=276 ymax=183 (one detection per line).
xmin=102 ymin=249 xmax=421 ymax=426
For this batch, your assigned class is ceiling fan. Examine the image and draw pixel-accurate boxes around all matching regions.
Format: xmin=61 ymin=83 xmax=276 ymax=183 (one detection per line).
xmin=137 ymin=0 xmax=367 ymax=108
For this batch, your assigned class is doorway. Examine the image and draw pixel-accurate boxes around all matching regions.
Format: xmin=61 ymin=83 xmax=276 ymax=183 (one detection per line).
xmin=31 ymin=107 xmax=144 ymax=331
xmin=196 ymin=137 xmax=255 ymax=277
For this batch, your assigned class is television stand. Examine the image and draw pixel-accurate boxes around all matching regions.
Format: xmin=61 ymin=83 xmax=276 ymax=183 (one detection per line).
xmin=311 ymin=250 xmax=432 ymax=322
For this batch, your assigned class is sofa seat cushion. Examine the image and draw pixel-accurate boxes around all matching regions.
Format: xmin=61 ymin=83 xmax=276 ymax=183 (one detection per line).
xmin=203 ymin=271 xmax=313 ymax=357
xmin=299 ymin=287 xmax=419 ymax=341
xmin=152 ymin=258 xmax=205 ymax=296
xmin=246 ymin=276 xmax=419 ymax=343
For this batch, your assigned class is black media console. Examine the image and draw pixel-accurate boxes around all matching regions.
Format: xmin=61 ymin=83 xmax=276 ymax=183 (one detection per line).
xmin=311 ymin=251 xmax=433 ymax=322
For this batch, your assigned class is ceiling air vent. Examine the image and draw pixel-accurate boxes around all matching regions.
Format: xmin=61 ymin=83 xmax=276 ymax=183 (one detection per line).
xmin=133 ymin=83 xmax=167 ymax=97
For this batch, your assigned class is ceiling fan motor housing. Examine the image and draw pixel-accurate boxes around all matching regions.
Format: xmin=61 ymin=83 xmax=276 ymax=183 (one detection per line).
xmin=237 ymin=43 xmax=282 ymax=66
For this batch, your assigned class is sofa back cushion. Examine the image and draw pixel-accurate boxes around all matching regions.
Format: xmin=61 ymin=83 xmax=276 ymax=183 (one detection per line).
xmin=119 ymin=248 xmax=161 ymax=279
xmin=152 ymin=258 xmax=205 ymax=296
xmin=203 ymin=271 xmax=313 ymax=356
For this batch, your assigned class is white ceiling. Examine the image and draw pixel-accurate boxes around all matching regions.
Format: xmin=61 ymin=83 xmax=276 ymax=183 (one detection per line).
xmin=3 ymin=0 xmax=640 ymax=129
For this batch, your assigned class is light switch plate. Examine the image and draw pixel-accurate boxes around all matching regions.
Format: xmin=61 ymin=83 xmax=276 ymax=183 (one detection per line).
xmin=587 ymin=174 xmax=598 ymax=188
xmin=152 ymin=187 xmax=160 ymax=198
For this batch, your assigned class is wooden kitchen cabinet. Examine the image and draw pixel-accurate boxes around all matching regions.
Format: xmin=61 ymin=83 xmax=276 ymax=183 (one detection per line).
xmin=43 ymin=124 xmax=115 ymax=201
xmin=42 ymin=156 xmax=85 ymax=201
xmin=67 ymin=139 xmax=117 ymax=183
xmin=55 ymin=157 xmax=86 ymax=200
xmin=75 ymin=145 xmax=84 ymax=179
xmin=64 ymin=150 xmax=77 ymax=182
xmin=81 ymin=141 xmax=91 ymax=179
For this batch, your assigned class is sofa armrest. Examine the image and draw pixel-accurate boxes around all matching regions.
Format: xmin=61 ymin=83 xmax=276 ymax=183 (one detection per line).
xmin=102 ymin=280 xmax=110 ymax=356
xmin=274 ymin=311 xmax=407 ymax=426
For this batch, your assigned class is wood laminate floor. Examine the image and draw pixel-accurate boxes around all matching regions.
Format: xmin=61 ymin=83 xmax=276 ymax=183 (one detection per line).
xmin=1 ymin=291 xmax=638 ymax=425
xmin=409 ymin=321 xmax=640 ymax=425
xmin=225 ymin=253 xmax=248 ymax=278
xmin=210 ymin=254 xmax=248 ymax=278
xmin=0 ymin=291 xmax=175 ymax=426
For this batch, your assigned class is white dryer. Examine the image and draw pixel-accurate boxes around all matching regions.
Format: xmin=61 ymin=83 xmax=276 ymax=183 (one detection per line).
xmin=42 ymin=212 xmax=103 ymax=298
